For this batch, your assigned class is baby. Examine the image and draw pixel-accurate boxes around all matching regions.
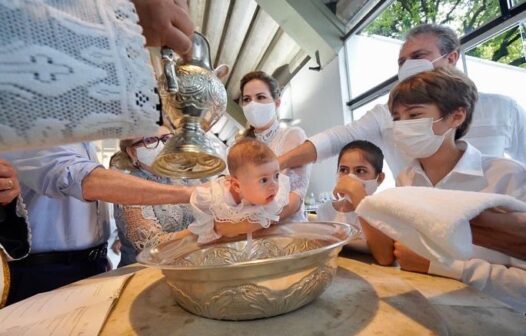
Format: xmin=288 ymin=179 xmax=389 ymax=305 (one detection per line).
xmin=316 ymin=140 xmax=385 ymax=252
xmin=188 ymin=138 xmax=290 ymax=244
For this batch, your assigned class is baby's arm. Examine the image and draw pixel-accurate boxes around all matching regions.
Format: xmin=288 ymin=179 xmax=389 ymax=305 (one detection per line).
xmin=214 ymin=219 xmax=264 ymax=238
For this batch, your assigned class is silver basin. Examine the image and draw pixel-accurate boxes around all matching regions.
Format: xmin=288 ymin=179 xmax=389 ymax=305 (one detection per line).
xmin=137 ymin=222 xmax=356 ymax=320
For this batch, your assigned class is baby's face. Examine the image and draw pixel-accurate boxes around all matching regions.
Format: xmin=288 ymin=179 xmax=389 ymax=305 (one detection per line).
xmin=337 ymin=149 xmax=378 ymax=180
xmin=235 ymin=160 xmax=280 ymax=205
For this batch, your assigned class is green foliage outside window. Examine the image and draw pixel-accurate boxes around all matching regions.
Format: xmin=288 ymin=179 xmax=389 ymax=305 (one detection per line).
xmin=363 ymin=0 xmax=525 ymax=68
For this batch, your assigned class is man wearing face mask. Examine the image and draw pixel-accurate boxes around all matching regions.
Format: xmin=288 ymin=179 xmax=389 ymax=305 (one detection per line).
xmin=1 ymin=139 xmax=196 ymax=304
xmin=279 ymin=23 xmax=526 ymax=177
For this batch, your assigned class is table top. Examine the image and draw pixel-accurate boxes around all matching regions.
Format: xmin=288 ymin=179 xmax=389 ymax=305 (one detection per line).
xmin=100 ymin=251 xmax=526 ymax=336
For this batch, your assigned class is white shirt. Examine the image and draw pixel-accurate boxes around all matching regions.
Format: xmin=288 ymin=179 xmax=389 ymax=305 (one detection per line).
xmin=396 ymin=141 xmax=526 ymax=202
xmin=310 ymin=93 xmax=526 ymax=177
xmin=255 ymin=120 xmax=311 ymax=222
xmin=316 ymin=201 xmax=369 ymax=253
xmin=396 ymin=141 xmax=526 ymax=313
xmin=2 ymin=143 xmax=110 ymax=253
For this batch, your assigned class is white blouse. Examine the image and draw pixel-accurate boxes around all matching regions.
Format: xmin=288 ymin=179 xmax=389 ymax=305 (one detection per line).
xmin=188 ymin=175 xmax=291 ymax=244
xmin=255 ymin=120 xmax=311 ymax=221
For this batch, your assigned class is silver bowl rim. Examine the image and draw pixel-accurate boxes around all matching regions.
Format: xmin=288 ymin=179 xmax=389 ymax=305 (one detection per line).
xmin=137 ymin=221 xmax=356 ymax=271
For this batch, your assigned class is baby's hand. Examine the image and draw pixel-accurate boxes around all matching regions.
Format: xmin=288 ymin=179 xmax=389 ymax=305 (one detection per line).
xmin=215 ymin=219 xmax=262 ymax=238
xmin=332 ymin=175 xmax=367 ymax=205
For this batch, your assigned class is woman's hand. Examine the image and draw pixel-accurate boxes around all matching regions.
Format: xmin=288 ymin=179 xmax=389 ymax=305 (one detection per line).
xmin=215 ymin=219 xmax=263 ymax=238
xmin=393 ymin=241 xmax=430 ymax=273
xmin=132 ymin=0 xmax=195 ymax=57
xmin=0 ymin=160 xmax=21 ymax=206
xmin=333 ymin=175 xmax=367 ymax=206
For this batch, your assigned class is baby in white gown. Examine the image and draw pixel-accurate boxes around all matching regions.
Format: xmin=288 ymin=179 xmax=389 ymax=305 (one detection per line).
xmin=188 ymin=138 xmax=290 ymax=244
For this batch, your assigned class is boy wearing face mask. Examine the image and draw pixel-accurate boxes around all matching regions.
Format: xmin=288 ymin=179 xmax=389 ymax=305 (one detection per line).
xmin=380 ymin=67 xmax=526 ymax=313
xmin=279 ymin=24 xmax=526 ymax=181
xmin=316 ymin=140 xmax=385 ymax=254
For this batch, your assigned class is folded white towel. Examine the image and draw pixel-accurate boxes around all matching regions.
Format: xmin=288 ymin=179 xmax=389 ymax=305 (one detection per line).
xmin=355 ymin=187 xmax=526 ymax=264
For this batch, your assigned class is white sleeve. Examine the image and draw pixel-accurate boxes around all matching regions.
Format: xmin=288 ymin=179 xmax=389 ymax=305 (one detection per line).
xmin=429 ymin=259 xmax=526 ymax=313
xmin=188 ymin=186 xmax=221 ymax=244
xmin=508 ymin=98 xmax=526 ymax=165
xmin=308 ymin=104 xmax=387 ymax=162
xmin=281 ymin=127 xmax=311 ymax=199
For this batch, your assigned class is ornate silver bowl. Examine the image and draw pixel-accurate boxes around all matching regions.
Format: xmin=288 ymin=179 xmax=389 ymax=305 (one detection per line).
xmin=137 ymin=222 xmax=356 ymax=320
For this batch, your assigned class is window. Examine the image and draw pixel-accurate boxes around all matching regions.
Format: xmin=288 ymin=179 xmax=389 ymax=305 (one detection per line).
xmin=464 ymin=21 xmax=526 ymax=108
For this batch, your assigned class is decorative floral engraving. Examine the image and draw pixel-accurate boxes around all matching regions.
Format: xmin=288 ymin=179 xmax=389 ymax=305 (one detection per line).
xmin=167 ymin=266 xmax=335 ymax=320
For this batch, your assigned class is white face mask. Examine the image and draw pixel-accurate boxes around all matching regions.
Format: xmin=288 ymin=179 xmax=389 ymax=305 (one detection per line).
xmin=397 ymin=53 xmax=448 ymax=81
xmin=393 ymin=117 xmax=453 ymax=159
xmin=135 ymin=143 xmax=164 ymax=167
xmin=242 ymin=102 xmax=276 ymax=128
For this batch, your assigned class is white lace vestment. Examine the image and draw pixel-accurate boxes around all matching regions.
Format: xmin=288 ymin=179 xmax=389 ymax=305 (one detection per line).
xmin=0 ymin=0 xmax=159 ymax=152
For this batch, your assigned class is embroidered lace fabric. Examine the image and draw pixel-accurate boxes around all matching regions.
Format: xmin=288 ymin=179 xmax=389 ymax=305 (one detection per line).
xmin=188 ymin=175 xmax=290 ymax=244
xmin=113 ymin=168 xmax=196 ymax=252
xmin=0 ymin=0 xmax=159 ymax=152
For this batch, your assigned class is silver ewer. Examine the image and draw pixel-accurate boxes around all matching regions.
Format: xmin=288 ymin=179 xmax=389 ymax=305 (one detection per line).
xmin=152 ymin=32 xmax=227 ymax=179
xmin=137 ymin=222 xmax=357 ymax=321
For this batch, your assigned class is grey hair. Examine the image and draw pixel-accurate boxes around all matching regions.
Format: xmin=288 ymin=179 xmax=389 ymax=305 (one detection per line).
xmin=405 ymin=24 xmax=460 ymax=55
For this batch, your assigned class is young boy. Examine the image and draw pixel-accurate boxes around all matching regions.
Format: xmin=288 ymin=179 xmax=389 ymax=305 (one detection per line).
xmin=188 ymin=138 xmax=290 ymax=244
xmin=316 ymin=140 xmax=385 ymax=253
xmin=377 ymin=66 xmax=526 ymax=313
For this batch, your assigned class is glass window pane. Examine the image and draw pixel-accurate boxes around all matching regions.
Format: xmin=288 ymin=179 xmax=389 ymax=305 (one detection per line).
xmin=464 ymin=22 xmax=526 ymax=109
xmin=345 ymin=35 xmax=401 ymax=99
xmin=511 ymin=0 xmax=526 ymax=8
xmin=363 ymin=0 xmax=501 ymax=39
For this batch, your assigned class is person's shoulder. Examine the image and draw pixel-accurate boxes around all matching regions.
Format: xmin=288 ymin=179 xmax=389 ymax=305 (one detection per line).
xmin=481 ymin=154 xmax=526 ymax=176
xmin=477 ymin=92 xmax=522 ymax=110
xmin=281 ymin=125 xmax=307 ymax=140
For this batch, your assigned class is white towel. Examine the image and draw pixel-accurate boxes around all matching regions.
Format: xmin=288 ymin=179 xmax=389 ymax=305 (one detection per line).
xmin=355 ymin=187 xmax=526 ymax=264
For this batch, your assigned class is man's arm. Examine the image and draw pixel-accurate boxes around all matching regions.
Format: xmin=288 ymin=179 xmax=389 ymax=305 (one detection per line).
xmin=470 ymin=210 xmax=526 ymax=260
xmin=279 ymin=141 xmax=317 ymax=171
xmin=82 ymin=167 xmax=193 ymax=205
xmin=279 ymin=104 xmax=388 ymax=170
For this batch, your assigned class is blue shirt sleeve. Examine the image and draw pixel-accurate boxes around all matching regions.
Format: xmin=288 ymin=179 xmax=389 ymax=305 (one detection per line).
xmin=2 ymin=143 xmax=102 ymax=201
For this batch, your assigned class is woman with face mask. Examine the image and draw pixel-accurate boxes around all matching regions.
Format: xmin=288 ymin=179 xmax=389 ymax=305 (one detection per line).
xmin=109 ymin=126 xmax=197 ymax=267
xmin=367 ymin=67 xmax=526 ymax=313
xmin=237 ymin=71 xmax=311 ymax=222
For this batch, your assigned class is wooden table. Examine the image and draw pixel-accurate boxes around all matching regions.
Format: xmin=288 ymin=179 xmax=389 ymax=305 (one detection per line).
xmin=100 ymin=252 xmax=526 ymax=335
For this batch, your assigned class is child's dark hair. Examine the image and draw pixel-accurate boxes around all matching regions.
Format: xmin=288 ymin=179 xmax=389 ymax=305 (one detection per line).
xmin=337 ymin=140 xmax=384 ymax=174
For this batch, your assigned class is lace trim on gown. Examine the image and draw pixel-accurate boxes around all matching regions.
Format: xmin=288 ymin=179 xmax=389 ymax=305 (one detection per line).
xmin=188 ymin=175 xmax=290 ymax=244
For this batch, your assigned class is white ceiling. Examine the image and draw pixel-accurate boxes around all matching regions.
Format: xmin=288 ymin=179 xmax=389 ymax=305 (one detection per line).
xmin=188 ymin=0 xmax=309 ymax=100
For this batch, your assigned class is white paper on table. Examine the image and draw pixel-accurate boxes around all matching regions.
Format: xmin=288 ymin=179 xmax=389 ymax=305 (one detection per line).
xmin=0 ymin=273 xmax=134 ymax=335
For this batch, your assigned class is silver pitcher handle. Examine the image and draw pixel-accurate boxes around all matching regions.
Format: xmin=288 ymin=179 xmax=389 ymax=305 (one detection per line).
xmin=161 ymin=47 xmax=178 ymax=93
